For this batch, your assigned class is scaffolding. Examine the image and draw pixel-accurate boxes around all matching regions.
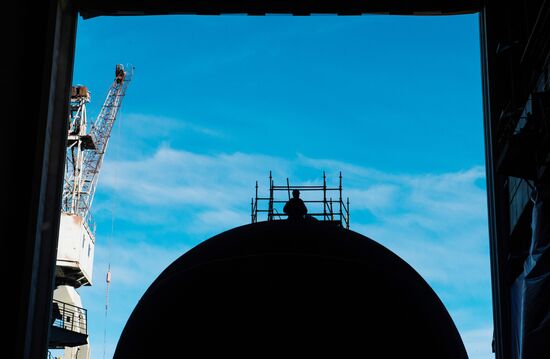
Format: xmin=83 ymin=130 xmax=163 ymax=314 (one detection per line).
xmin=251 ymin=171 xmax=350 ymax=229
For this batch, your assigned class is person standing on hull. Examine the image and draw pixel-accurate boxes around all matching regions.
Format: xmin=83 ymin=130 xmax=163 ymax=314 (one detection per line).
xmin=284 ymin=189 xmax=308 ymax=220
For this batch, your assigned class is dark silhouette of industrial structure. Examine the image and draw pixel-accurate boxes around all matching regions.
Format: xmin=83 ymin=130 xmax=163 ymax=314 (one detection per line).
xmin=113 ymin=220 xmax=468 ymax=358
xmin=10 ymin=1 xmax=550 ymax=359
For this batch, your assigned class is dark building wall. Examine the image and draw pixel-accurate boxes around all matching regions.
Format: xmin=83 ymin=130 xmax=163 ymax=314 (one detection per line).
xmin=9 ymin=1 xmax=77 ymax=358
xmin=481 ymin=1 xmax=550 ymax=358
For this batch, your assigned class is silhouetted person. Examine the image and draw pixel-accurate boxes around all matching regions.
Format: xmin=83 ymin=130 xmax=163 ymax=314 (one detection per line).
xmin=284 ymin=189 xmax=307 ymax=220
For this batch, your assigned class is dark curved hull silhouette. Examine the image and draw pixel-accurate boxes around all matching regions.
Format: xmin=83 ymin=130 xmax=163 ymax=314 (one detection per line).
xmin=114 ymin=220 xmax=468 ymax=358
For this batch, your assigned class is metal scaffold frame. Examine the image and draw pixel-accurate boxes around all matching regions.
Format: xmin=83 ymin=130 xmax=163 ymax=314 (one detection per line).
xmin=252 ymin=171 xmax=350 ymax=229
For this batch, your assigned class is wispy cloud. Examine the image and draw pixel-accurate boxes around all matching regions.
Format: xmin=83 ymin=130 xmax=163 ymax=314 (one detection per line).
xmin=124 ymin=113 xmax=226 ymax=138
xmin=81 ymin=237 xmax=189 ymax=359
xmin=100 ymin=146 xmax=292 ymax=225
xmin=461 ymin=327 xmax=494 ymax=359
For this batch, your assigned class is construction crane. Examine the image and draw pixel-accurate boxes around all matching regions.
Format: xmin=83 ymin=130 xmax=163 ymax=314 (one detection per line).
xmin=63 ymin=64 xmax=132 ymax=227
xmin=50 ymin=64 xmax=133 ymax=359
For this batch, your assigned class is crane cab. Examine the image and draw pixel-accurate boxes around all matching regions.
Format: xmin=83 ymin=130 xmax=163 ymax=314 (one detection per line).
xmin=56 ymin=213 xmax=95 ymax=287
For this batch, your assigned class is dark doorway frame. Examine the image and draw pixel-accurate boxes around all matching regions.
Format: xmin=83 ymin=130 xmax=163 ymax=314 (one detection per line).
xmin=12 ymin=1 xmax=511 ymax=358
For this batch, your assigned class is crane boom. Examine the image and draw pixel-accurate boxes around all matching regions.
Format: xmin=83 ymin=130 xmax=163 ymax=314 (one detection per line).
xmin=62 ymin=64 xmax=133 ymax=230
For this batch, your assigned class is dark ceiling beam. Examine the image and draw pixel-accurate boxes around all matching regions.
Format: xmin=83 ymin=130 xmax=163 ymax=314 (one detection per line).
xmin=77 ymin=0 xmax=482 ymax=19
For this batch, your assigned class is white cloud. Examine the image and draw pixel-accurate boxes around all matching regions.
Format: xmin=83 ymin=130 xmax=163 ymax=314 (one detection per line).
xmin=81 ymin=237 xmax=190 ymax=359
xmin=461 ymin=327 xmax=495 ymax=359
xmin=347 ymin=184 xmax=399 ymax=212
xmin=101 ymin=146 xmax=290 ymax=210
xmin=122 ymin=112 xmax=226 ymax=139
xmin=191 ymin=209 xmax=250 ymax=234
xmin=92 ymin=240 xmax=187 ymax=289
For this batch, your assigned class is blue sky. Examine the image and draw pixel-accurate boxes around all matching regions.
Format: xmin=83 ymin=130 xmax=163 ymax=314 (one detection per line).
xmin=67 ymin=13 xmax=491 ymax=359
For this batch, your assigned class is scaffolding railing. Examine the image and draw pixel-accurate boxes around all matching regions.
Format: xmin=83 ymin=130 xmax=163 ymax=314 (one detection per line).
xmin=51 ymin=299 xmax=88 ymax=335
xmin=252 ymin=171 xmax=350 ymax=229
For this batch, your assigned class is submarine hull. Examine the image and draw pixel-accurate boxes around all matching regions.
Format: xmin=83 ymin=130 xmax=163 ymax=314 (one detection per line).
xmin=114 ymin=220 xmax=468 ymax=358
